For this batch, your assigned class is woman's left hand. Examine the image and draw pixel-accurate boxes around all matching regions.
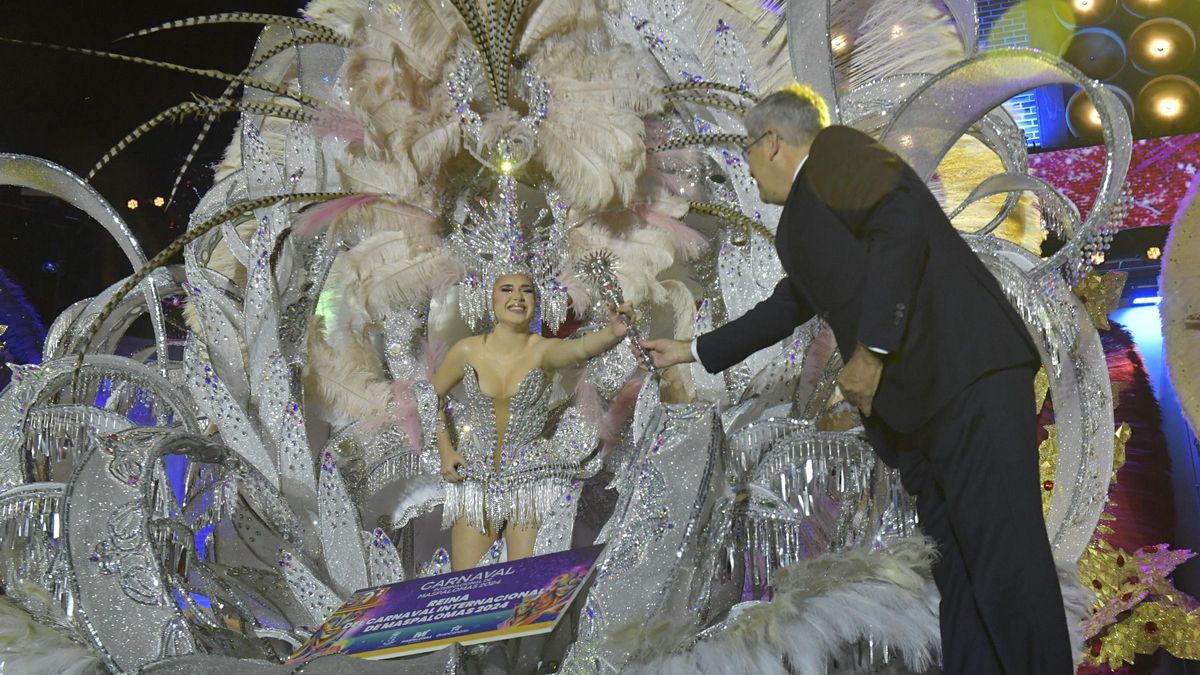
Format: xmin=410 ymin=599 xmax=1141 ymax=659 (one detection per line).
xmin=608 ymin=303 xmax=634 ymax=339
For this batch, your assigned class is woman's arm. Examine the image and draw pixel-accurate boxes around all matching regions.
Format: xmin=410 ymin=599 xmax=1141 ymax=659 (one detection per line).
xmin=430 ymin=339 xmax=470 ymax=481
xmin=541 ymin=304 xmax=632 ymax=370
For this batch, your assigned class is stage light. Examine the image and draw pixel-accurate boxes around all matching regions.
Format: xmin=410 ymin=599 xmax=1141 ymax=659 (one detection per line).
xmin=890 ymin=24 xmax=904 ymax=39
xmin=1131 ymin=295 xmax=1162 ymax=306
xmin=1060 ymin=28 xmax=1127 ymax=81
xmin=831 ymin=34 xmax=849 ymax=54
xmin=1129 ymin=18 xmax=1195 ymax=73
xmin=1155 ymin=96 xmax=1182 ymax=118
xmin=1066 ymin=86 xmax=1133 ymax=138
xmin=1054 ymin=0 xmax=1117 ymax=26
xmin=1137 ymin=75 xmax=1200 ymax=133
xmin=1146 ymin=246 xmax=1162 ymax=260
xmin=1123 ymin=0 xmax=1183 ymax=19
xmin=127 ymin=199 xmax=139 ymax=210
xmin=153 ymin=196 xmax=165 ymax=208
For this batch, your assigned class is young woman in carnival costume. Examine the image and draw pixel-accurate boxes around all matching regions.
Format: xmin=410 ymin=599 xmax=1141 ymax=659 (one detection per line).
xmin=432 ymin=267 xmax=632 ymax=570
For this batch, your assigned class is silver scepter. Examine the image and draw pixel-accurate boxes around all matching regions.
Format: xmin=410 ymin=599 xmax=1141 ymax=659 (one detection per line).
xmin=575 ymin=250 xmax=658 ymax=375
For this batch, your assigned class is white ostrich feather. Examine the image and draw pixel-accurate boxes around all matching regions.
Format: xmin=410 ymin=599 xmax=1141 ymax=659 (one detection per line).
xmin=336 ymin=154 xmax=420 ymax=199
xmin=518 ymin=0 xmax=615 ymax=55
xmin=659 ymin=279 xmax=700 ymax=340
xmin=343 ymin=0 xmax=462 ymax=95
xmin=710 ymin=0 xmax=794 ymax=93
xmin=537 ymin=121 xmax=638 ymax=211
xmin=303 ymin=0 xmax=367 ymax=38
xmin=528 ymin=28 xmax=662 ymax=211
xmin=333 ymin=1 xmax=465 ymax=198
xmin=322 ymin=234 xmax=458 ymax=343
xmin=841 ymin=0 xmax=963 ymax=90
xmin=618 ymin=537 xmax=942 ymax=675
xmin=214 ymin=129 xmax=244 ymax=183
xmin=0 ymin=597 xmax=103 ymax=675
xmin=304 ymin=320 xmax=394 ymax=425
xmin=355 ymin=250 xmax=463 ymax=321
xmin=326 ymin=198 xmax=441 ymax=248
xmin=408 ymin=109 xmax=464 ymax=178
xmin=614 ymin=539 xmax=1099 ymax=674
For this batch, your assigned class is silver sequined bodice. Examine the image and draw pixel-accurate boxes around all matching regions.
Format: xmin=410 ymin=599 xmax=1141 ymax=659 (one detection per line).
xmin=459 ymin=364 xmax=554 ymax=476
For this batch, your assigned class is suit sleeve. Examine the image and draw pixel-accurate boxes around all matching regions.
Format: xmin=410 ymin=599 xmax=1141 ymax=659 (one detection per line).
xmin=695 ymin=278 xmax=814 ymax=374
xmin=853 ymin=186 xmax=929 ymax=353
xmin=813 ymin=128 xmax=929 ymax=354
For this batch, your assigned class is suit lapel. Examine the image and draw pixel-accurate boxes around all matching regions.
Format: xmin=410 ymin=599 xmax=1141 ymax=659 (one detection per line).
xmin=775 ymin=152 xmax=868 ymax=316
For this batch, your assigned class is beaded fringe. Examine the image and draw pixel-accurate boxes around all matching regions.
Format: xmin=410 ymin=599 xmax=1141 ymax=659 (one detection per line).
xmin=441 ymin=467 xmax=575 ymax=533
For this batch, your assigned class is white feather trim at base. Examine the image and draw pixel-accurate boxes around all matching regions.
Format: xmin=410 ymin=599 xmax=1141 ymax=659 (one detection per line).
xmin=616 ymin=537 xmax=1096 ymax=675
xmin=617 ymin=537 xmax=941 ymax=675
xmin=0 ymin=597 xmax=103 ymax=675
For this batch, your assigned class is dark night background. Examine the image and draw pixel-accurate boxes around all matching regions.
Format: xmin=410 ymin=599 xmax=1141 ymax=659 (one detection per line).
xmin=0 ymin=1 xmax=304 ymax=326
xmin=0 ymin=1 xmax=1193 ymax=328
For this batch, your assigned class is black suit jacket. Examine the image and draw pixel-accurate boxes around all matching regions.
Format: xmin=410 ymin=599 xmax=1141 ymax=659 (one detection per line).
xmin=697 ymin=125 xmax=1038 ymax=433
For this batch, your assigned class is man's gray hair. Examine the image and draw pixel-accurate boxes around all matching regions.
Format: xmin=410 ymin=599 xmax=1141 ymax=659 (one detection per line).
xmin=744 ymin=85 xmax=830 ymax=145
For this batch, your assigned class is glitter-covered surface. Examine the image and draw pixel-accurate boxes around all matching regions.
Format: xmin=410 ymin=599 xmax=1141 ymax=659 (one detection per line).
xmin=0 ymin=0 xmax=1134 ymax=672
xmin=561 ymin=403 xmax=724 ymax=672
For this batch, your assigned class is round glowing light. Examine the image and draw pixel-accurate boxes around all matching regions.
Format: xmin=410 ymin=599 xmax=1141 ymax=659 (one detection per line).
xmin=153 ymin=196 xmax=166 ymax=208
xmin=1137 ymin=75 xmax=1200 ymax=132
xmin=1066 ymin=86 xmax=1133 ymax=138
xmin=499 ymin=160 xmax=514 ymax=174
xmin=1146 ymin=246 xmax=1162 ymax=260
xmin=1053 ymin=0 xmax=1117 ymax=26
xmin=1129 ymin=18 xmax=1196 ymax=73
xmin=890 ymin=24 xmax=904 ymax=39
xmin=1060 ymin=28 xmax=1127 ymax=81
xmin=1091 ymin=252 xmax=1106 ymax=265
xmin=127 ymin=199 xmax=139 ymax=210
xmin=1123 ymin=0 xmax=1184 ymax=19
xmin=1155 ymin=96 xmax=1183 ymax=118
xmin=831 ymin=34 xmax=849 ymax=54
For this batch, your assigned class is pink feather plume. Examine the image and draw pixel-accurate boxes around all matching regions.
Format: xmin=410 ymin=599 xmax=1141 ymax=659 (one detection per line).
xmin=575 ymin=373 xmax=647 ymax=455
xmin=311 ymin=104 xmax=373 ymax=146
xmin=389 ymin=379 xmax=424 ymax=452
xmin=634 ymin=204 xmax=709 ymax=259
xmin=293 ymin=193 xmax=381 ymax=237
xmin=421 ymin=338 xmax=449 ymax=379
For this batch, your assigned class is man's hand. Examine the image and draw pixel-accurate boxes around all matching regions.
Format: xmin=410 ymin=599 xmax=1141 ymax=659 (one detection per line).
xmin=639 ymin=338 xmax=695 ymax=369
xmin=837 ymin=343 xmax=885 ymax=417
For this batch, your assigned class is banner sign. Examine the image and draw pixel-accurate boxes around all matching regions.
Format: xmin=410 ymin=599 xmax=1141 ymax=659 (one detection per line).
xmin=288 ymin=544 xmax=604 ymax=662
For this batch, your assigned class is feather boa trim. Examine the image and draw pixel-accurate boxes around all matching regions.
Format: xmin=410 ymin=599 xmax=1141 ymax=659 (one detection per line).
xmin=615 ymin=538 xmax=941 ymax=675
xmin=0 ymin=597 xmax=102 ymax=675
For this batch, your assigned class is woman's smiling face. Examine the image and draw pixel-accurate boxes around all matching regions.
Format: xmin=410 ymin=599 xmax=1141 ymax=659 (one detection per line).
xmin=492 ymin=273 xmax=536 ymax=326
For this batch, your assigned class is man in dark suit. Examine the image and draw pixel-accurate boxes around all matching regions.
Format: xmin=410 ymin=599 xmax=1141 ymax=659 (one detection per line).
xmin=642 ymin=86 xmax=1073 ymax=674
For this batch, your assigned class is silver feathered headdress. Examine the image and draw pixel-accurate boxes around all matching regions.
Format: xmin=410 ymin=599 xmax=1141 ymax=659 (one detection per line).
xmin=448 ymin=174 xmax=571 ymax=333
